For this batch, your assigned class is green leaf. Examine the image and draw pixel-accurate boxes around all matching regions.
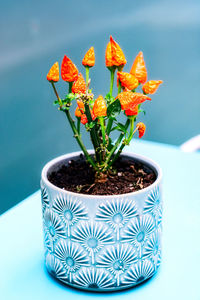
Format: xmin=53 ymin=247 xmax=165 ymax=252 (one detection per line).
xmin=105 ymin=93 xmax=115 ymax=105
xmin=107 ymin=99 xmax=121 ymax=118
xmin=139 ymin=108 xmax=146 ymax=115
xmin=88 ymin=122 xmax=95 ymax=129
xmin=107 ymin=138 xmax=114 ymax=151
xmin=64 ymin=93 xmax=76 ymax=104
xmin=110 ymin=122 xmax=128 ymax=134
xmin=117 ymin=122 xmax=127 ymax=132
xmin=53 ymin=100 xmax=60 ymax=105
xmin=85 ymin=121 xmax=95 ymax=130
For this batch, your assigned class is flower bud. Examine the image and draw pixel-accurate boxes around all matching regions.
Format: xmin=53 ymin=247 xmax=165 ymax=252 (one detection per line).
xmin=61 ymin=55 xmax=78 ymax=82
xmin=47 ymin=62 xmax=59 ymax=82
xmin=142 ymin=80 xmax=163 ymax=94
xmin=130 ymin=51 xmax=147 ymax=84
xmin=82 ymin=47 xmax=95 ymax=67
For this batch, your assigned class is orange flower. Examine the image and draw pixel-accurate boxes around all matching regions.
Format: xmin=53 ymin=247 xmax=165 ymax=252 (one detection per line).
xmin=71 ymin=73 xmax=86 ymax=94
xmin=136 ymin=122 xmax=146 ymax=138
xmin=75 ymin=106 xmax=82 ymax=118
xmin=47 ymin=62 xmax=59 ymax=82
xmin=117 ymin=72 xmax=139 ymax=90
xmin=142 ymin=80 xmax=163 ymax=94
xmin=125 ymin=104 xmax=138 ymax=116
xmin=105 ymin=41 xmax=112 ymax=67
xmin=105 ymin=36 xmax=126 ymax=68
xmin=77 ymin=100 xmax=85 ymax=113
xmin=117 ymin=91 xmax=151 ymax=110
xmin=130 ymin=51 xmax=147 ymax=84
xmin=61 ymin=55 xmax=78 ymax=82
xmin=81 ymin=114 xmax=88 ymax=125
xmin=82 ymin=47 xmax=95 ymax=67
xmin=93 ymin=95 xmax=107 ymax=118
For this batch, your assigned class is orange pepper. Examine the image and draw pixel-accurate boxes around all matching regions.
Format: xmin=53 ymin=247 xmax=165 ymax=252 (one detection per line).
xmin=47 ymin=62 xmax=59 ymax=82
xmin=61 ymin=55 xmax=78 ymax=82
xmin=117 ymin=91 xmax=151 ymax=110
xmin=81 ymin=114 xmax=88 ymax=125
xmin=105 ymin=36 xmax=126 ymax=68
xmin=105 ymin=41 xmax=113 ymax=67
xmin=130 ymin=51 xmax=147 ymax=84
xmin=77 ymin=100 xmax=85 ymax=113
xmin=71 ymin=73 xmax=86 ymax=94
xmin=75 ymin=106 xmax=82 ymax=118
xmin=125 ymin=104 xmax=138 ymax=116
xmin=93 ymin=95 xmax=107 ymax=118
xmin=117 ymin=72 xmax=139 ymax=90
xmin=142 ymin=80 xmax=163 ymax=94
xmin=82 ymin=47 xmax=95 ymax=67
xmin=136 ymin=122 xmax=146 ymax=138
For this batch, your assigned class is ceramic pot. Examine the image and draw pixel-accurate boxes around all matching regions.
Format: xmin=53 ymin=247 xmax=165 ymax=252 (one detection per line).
xmin=41 ymin=151 xmax=163 ymax=292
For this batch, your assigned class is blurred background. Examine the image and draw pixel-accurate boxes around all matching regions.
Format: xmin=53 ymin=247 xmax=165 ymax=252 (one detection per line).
xmin=1 ymin=0 xmax=200 ymax=214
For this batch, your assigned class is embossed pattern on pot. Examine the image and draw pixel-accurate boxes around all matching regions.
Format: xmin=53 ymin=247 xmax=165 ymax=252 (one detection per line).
xmin=41 ymin=152 xmax=163 ymax=291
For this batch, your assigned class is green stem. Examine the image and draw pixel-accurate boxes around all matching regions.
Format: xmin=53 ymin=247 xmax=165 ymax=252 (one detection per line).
xmin=109 ymin=68 xmax=115 ymax=96
xmin=51 ymin=82 xmax=62 ymax=106
xmin=110 ymin=117 xmax=136 ymax=167
xmin=85 ymin=66 xmax=89 ymax=88
xmin=106 ymin=69 xmax=116 ymax=136
xmin=84 ymin=103 xmax=101 ymax=162
xmin=103 ymin=119 xmax=130 ymax=171
xmin=77 ymin=117 xmax=80 ymax=135
xmin=118 ymin=81 xmax=122 ymax=94
xmin=99 ymin=117 xmax=106 ymax=146
xmin=65 ymin=110 xmax=96 ymax=169
xmin=68 ymin=82 xmax=73 ymax=93
xmin=106 ymin=118 xmax=113 ymax=135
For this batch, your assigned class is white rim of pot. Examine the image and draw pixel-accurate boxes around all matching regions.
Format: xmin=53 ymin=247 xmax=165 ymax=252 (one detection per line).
xmin=41 ymin=150 xmax=162 ymax=199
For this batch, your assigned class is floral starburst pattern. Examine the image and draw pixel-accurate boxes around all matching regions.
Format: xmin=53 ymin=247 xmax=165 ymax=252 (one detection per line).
xmin=143 ymin=187 xmax=162 ymax=221
xmin=122 ymin=260 xmax=155 ymax=286
xmin=122 ymin=260 xmax=155 ymax=285
xmin=121 ymin=214 xmax=155 ymax=255
xmin=43 ymin=209 xmax=66 ymax=251
xmin=53 ymin=195 xmax=88 ymax=236
xmin=74 ymin=268 xmax=115 ymax=290
xmin=45 ymin=253 xmax=67 ymax=282
xmin=41 ymin=187 xmax=49 ymax=213
xmin=96 ymin=198 xmax=138 ymax=240
xmin=55 ymin=240 xmax=89 ymax=282
xmin=71 ymin=221 xmax=114 ymax=264
xmin=143 ymin=232 xmax=161 ymax=266
xmin=97 ymin=244 xmax=137 ymax=286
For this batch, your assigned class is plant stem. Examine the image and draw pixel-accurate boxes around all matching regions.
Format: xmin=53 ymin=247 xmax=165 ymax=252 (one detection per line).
xmin=109 ymin=68 xmax=115 ymax=96
xmin=106 ymin=69 xmax=116 ymax=135
xmin=109 ymin=117 xmax=136 ymax=167
xmin=65 ymin=109 xmax=96 ymax=169
xmin=84 ymin=103 xmax=101 ymax=162
xmin=118 ymin=81 xmax=122 ymax=94
xmin=99 ymin=117 xmax=106 ymax=146
xmin=106 ymin=118 xmax=113 ymax=135
xmin=103 ymin=119 xmax=130 ymax=171
xmin=85 ymin=66 xmax=89 ymax=88
xmin=51 ymin=81 xmax=96 ymax=169
xmin=77 ymin=117 xmax=80 ymax=135
xmin=51 ymin=82 xmax=62 ymax=106
xmin=68 ymin=82 xmax=73 ymax=93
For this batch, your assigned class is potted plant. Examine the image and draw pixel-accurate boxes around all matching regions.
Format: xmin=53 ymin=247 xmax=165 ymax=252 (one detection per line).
xmin=41 ymin=36 xmax=163 ymax=292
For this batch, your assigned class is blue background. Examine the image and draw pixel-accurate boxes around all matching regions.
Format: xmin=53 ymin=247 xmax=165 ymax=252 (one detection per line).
xmin=1 ymin=0 xmax=200 ymax=214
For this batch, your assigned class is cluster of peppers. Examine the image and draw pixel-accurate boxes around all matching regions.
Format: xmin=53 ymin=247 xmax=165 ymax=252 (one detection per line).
xmin=47 ymin=36 xmax=162 ymax=181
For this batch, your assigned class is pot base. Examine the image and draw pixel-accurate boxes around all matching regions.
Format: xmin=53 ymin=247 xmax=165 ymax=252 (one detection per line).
xmin=45 ymin=263 xmax=159 ymax=292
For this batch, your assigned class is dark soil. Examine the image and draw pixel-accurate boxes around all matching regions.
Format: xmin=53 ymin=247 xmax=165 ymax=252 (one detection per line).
xmin=48 ymin=155 xmax=156 ymax=195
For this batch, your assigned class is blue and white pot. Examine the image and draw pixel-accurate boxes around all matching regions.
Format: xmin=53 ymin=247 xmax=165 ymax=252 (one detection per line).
xmin=41 ymin=151 xmax=163 ymax=292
